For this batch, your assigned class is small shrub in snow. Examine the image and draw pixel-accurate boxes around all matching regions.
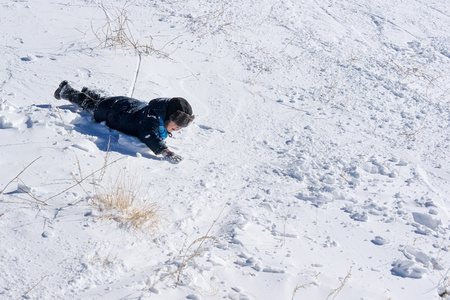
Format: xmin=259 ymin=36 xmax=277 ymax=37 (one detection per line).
xmin=91 ymin=176 xmax=160 ymax=232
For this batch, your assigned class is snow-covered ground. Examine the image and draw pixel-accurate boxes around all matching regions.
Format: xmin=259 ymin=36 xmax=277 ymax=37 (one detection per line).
xmin=1 ymin=0 xmax=449 ymax=299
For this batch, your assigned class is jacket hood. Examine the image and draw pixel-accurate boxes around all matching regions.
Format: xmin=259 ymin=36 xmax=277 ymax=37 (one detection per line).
xmin=164 ymin=97 xmax=193 ymax=121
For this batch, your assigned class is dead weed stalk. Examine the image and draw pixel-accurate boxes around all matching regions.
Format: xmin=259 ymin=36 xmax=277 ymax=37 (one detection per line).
xmin=92 ymin=0 xmax=171 ymax=58
xmin=175 ymin=207 xmax=226 ymax=286
xmin=0 ymin=157 xmax=48 ymax=210
xmin=151 ymin=206 xmax=225 ymax=289
xmin=0 ymin=157 xmax=42 ymax=196
xmin=327 ymin=266 xmax=352 ymax=300
xmin=91 ymin=174 xmax=160 ymax=232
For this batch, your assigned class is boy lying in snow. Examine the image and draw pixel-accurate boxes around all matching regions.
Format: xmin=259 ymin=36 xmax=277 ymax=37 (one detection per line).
xmin=54 ymin=80 xmax=194 ymax=164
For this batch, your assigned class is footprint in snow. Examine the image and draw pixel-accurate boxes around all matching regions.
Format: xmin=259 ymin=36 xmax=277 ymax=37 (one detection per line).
xmin=21 ymin=55 xmax=36 ymax=62
xmin=41 ymin=231 xmax=53 ymax=238
xmin=371 ymin=236 xmax=390 ymax=246
xmin=20 ymin=54 xmax=44 ymax=62
xmin=199 ymin=124 xmax=225 ymax=133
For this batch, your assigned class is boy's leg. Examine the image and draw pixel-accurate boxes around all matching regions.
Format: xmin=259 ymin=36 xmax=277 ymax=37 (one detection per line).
xmin=54 ymin=81 xmax=98 ymax=112
xmin=81 ymin=87 xmax=104 ymax=101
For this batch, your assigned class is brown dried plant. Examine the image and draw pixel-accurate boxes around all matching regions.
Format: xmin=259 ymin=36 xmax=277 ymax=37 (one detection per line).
xmin=91 ymin=174 xmax=160 ymax=233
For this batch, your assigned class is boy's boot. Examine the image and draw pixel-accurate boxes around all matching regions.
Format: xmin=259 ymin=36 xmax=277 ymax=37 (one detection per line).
xmin=54 ymin=80 xmax=77 ymax=100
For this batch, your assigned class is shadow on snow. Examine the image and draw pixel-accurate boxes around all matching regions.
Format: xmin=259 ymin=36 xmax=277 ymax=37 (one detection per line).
xmin=51 ymin=104 xmax=160 ymax=161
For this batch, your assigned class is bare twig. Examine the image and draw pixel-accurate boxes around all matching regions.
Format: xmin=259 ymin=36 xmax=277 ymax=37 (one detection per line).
xmin=129 ymin=52 xmax=142 ymax=98
xmin=327 ymin=266 xmax=352 ymax=300
xmin=174 ymin=206 xmax=225 ymax=285
xmin=339 ymin=174 xmax=351 ymax=183
xmin=0 ymin=157 xmax=42 ymax=195
xmin=151 ymin=206 xmax=226 ymax=289
xmin=21 ymin=275 xmax=48 ymax=299
xmin=16 ymin=178 xmax=47 ymax=206
xmin=44 ymin=157 xmax=124 ymax=203
xmin=92 ymin=1 xmax=171 ymax=58
xmin=281 ymin=36 xmax=296 ymax=53
xmin=292 ymin=281 xmax=316 ymax=300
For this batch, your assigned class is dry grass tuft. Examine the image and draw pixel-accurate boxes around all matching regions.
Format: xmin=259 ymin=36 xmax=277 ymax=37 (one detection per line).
xmin=92 ymin=0 xmax=172 ymax=58
xmin=91 ymin=175 xmax=160 ymax=232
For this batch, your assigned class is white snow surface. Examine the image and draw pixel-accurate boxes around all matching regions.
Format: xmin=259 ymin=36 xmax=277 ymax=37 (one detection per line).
xmin=1 ymin=0 xmax=449 ymax=299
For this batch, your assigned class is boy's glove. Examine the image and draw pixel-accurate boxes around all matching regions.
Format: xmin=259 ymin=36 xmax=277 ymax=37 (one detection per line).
xmin=162 ymin=149 xmax=183 ymax=164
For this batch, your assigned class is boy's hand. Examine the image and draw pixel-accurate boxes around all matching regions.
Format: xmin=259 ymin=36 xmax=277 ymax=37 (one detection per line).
xmin=162 ymin=149 xmax=183 ymax=164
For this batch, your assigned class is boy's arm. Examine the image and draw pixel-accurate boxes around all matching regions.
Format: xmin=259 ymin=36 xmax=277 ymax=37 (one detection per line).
xmin=138 ymin=118 xmax=183 ymax=163
xmin=138 ymin=117 xmax=168 ymax=155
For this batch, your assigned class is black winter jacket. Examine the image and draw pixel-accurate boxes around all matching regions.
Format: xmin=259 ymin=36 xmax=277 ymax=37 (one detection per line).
xmin=93 ymin=97 xmax=171 ymax=154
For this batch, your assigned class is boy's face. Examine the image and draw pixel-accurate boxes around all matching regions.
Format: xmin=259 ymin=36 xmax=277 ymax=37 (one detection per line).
xmin=166 ymin=121 xmax=181 ymax=133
